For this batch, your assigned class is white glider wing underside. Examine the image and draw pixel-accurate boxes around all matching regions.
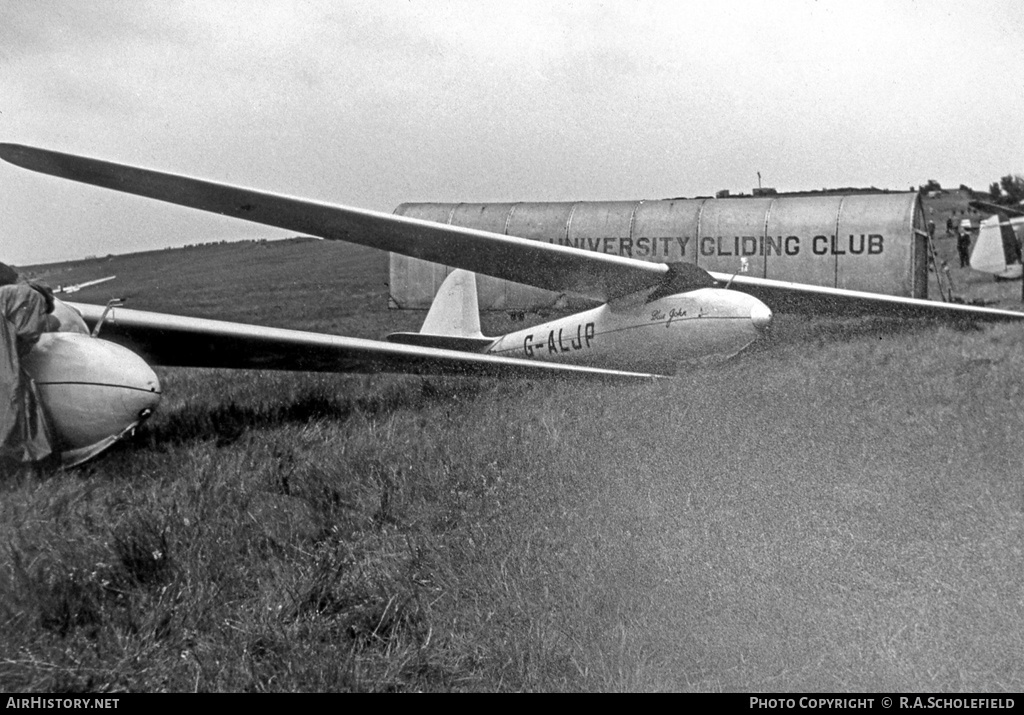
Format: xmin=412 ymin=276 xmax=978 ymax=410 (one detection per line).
xmin=0 ymin=144 xmax=667 ymax=303
xmin=710 ymin=272 xmax=1024 ymax=321
xmin=67 ymin=302 xmax=657 ymax=381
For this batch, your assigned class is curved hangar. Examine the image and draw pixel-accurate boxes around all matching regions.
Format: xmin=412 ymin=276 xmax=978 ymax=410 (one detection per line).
xmin=389 ymin=193 xmax=927 ymax=311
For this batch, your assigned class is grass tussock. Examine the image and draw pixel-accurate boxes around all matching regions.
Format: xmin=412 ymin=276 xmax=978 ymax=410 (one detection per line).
xmin=2 ymin=317 xmax=1024 ymax=691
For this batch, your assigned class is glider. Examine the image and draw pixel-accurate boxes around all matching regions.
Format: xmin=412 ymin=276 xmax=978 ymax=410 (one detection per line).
xmin=967 ymin=201 xmax=1024 ymax=280
xmin=56 ymin=275 xmax=116 ymax=294
xmin=27 ymin=295 xmax=658 ymax=467
xmin=3 ymin=143 xmax=1024 ymax=464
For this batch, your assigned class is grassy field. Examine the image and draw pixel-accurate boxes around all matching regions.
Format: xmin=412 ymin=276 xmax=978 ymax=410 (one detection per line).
xmin=2 ymin=240 xmax=1023 ymax=692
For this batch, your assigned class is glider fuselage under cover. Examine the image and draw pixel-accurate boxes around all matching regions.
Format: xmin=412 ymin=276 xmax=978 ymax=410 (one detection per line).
xmin=486 ymin=288 xmax=769 ymax=371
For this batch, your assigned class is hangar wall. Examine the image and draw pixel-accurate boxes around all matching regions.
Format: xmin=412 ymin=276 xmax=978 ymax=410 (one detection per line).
xmin=388 ymin=193 xmax=927 ymax=311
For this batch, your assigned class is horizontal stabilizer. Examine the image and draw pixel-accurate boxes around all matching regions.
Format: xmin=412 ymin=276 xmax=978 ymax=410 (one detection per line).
xmin=386 ymin=332 xmax=495 ymax=352
xmin=387 ymin=270 xmax=495 ymax=352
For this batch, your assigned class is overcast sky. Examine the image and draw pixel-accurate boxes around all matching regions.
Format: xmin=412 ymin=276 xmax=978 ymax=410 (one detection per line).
xmin=2 ymin=0 xmax=1022 ymax=265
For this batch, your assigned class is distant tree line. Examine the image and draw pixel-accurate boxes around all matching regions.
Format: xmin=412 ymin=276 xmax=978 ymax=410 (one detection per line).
xmin=988 ymin=174 xmax=1024 ymax=205
xmin=918 ymin=175 xmax=1024 ymax=205
xmin=918 ymin=179 xmax=974 ymax=193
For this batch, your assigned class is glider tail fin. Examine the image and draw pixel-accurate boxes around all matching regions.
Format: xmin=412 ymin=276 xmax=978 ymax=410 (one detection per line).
xmin=420 ymin=269 xmax=484 ymax=337
xmin=387 ymin=269 xmax=495 ymax=352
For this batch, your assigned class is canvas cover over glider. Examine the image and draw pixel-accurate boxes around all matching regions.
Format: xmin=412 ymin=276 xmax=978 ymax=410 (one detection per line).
xmin=0 ymin=283 xmax=55 ymax=463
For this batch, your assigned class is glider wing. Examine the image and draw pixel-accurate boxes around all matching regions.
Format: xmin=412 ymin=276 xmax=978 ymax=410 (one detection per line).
xmin=66 ymin=301 xmax=657 ymax=380
xmin=0 ymin=144 xmax=667 ymax=303
xmin=709 ymin=272 xmax=1024 ymax=320
xmin=6 ymin=144 xmax=1023 ymax=323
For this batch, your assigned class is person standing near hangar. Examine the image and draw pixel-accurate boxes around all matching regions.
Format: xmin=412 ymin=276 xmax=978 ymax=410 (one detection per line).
xmin=0 ymin=263 xmax=58 ymax=473
xmin=957 ymin=228 xmax=973 ymax=268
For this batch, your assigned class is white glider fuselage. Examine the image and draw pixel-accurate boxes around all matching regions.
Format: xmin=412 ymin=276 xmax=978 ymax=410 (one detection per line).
xmin=392 ymin=269 xmax=772 ymax=374
xmin=487 ymin=288 xmax=770 ymax=372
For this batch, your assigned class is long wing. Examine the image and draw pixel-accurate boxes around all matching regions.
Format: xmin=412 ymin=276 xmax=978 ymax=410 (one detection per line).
xmin=0 ymin=143 xmax=667 ymax=303
xmin=66 ymin=302 xmax=657 ymax=381
xmin=708 ymin=272 xmax=1024 ymax=320
xmin=5 ymin=143 xmax=1023 ymax=323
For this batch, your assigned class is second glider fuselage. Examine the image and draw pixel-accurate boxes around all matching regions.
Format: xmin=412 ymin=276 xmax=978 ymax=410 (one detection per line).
xmin=487 ymin=287 xmax=772 ymax=373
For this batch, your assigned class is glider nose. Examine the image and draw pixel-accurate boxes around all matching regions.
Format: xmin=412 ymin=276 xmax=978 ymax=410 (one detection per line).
xmin=750 ymin=302 xmax=773 ymax=332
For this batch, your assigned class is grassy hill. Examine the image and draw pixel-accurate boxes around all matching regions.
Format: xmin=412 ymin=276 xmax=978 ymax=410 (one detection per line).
xmin=20 ymin=237 xmax=421 ymax=338
xmin=2 ymin=239 xmax=1023 ymax=692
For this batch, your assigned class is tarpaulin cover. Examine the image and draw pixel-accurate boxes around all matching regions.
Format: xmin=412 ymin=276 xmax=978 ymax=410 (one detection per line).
xmin=0 ymin=283 xmax=54 ymax=464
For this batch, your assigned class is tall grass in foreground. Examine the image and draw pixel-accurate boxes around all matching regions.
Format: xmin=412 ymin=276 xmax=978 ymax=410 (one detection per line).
xmin=1 ymin=318 xmax=1023 ymax=691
